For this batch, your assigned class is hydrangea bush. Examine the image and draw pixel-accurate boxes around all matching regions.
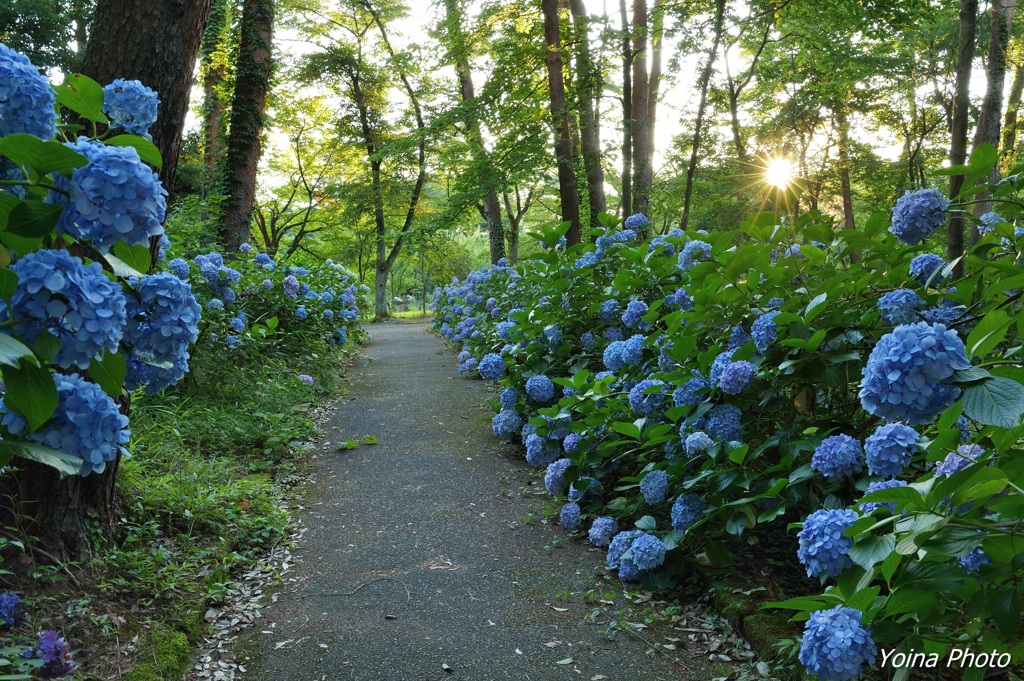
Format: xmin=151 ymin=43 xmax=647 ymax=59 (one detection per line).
xmin=432 ymin=146 xmax=1024 ymax=678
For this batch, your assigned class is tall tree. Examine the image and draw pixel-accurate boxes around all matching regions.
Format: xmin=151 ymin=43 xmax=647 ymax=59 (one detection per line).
xmin=219 ymin=0 xmax=274 ymax=251
xmin=680 ymin=0 xmax=726 ymax=230
xmin=201 ymin=0 xmax=234 ymax=175
xmin=948 ymin=0 xmax=978 ymax=279
xmin=1001 ymin=55 xmax=1024 ymax=166
xmin=619 ymin=0 xmax=632 ymax=218
xmin=630 ymin=0 xmax=651 ymax=217
xmin=441 ymin=0 xmax=505 ymax=264
xmin=568 ymin=0 xmax=606 ymax=228
xmin=542 ymin=0 xmax=582 ymax=245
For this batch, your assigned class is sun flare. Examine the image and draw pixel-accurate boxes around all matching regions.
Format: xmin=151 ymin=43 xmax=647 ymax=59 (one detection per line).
xmin=765 ymin=157 xmax=794 ymax=189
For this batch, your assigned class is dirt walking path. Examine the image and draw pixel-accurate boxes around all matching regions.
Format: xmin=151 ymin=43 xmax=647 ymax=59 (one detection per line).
xmin=234 ymin=322 xmax=715 ymax=681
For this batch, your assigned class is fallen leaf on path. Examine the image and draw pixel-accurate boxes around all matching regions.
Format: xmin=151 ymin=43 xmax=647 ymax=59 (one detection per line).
xmin=515 ymin=649 xmax=523 ymax=655
xmin=550 ymin=606 xmax=568 ymax=612
xmin=442 ymin=663 xmax=453 ymax=672
xmin=543 ymin=641 xmax=562 ymax=648
xmin=555 ymin=658 xmax=574 ymax=665
xmin=591 ymin=676 xmax=607 ymax=680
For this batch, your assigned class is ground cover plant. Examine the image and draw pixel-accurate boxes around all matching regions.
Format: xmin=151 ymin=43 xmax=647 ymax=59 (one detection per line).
xmin=0 ymin=42 xmax=369 ymax=677
xmin=434 ymin=152 xmax=1024 ymax=680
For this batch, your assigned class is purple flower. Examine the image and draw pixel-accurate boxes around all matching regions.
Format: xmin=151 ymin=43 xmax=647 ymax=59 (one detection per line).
xmin=298 ymin=374 xmax=314 ymax=385
xmin=283 ymin=275 xmax=300 ymax=299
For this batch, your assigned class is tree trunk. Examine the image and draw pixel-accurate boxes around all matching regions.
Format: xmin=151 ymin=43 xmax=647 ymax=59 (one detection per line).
xmin=219 ymin=0 xmax=274 ymax=252
xmin=836 ymin=105 xmax=855 ymax=230
xmin=1001 ymin=59 xmax=1024 ymax=165
xmin=680 ymin=0 xmax=725 ymax=231
xmin=630 ymin=0 xmax=650 ymax=218
xmin=81 ymin=0 xmax=213 ymax=195
xmin=542 ymin=0 xmax=582 ymax=245
xmin=8 ymin=0 xmax=213 ymax=563
xmin=970 ymin=0 xmax=1015 ymax=242
xmin=619 ymin=0 xmax=632 ymax=220
xmin=646 ymin=0 xmax=663 ymax=205
xmin=568 ymin=0 xmax=606 ymax=229
xmin=443 ymin=0 xmax=506 ymax=264
xmin=948 ymin=0 xmax=978 ymax=279
xmin=201 ymin=0 xmax=230 ymax=175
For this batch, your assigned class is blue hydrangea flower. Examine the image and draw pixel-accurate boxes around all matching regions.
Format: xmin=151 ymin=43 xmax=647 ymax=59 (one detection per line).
xmin=457 ymin=356 xmax=478 ymax=374
xmin=239 ymin=242 xmax=253 ymax=253
xmin=254 ymin=253 xmax=275 ymax=269
xmin=798 ymin=606 xmax=876 ymax=681
xmin=525 ymin=374 xmax=555 ymax=403
xmin=673 ymin=377 xmax=709 ymax=407
xmin=598 ymin=300 xmax=621 ymax=324
xmin=568 ymin=476 xmax=601 ymax=502
xmin=581 ymin=331 xmax=596 ymax=350
xmin=864 ymin=423 xmax=918 ymax=477
xmin=24 ymin=630 xmax=74 ymax=678
xmin=958 ymin=547 xmax=991 ymax=572
xmin=0 ymin=592 xmax=20 ymax=628
xmin=936 ymin=443 xmax=984 ymax=477
xmin=621 ymin=300 xmax=648 ymax=328
xmin=525 ymin=432 xmax=560 ymax=467
xmin=560 ymin=502 xmax=581 ymax=530
xmin=909 ymin=253 xmax=946 ymax=286
xmin=955 ymin=414 xmax=971 ymax=442
xmin=605 ymin=326 xmax=625 ymax=342
xmin=727 ymin=325 xmax=751 ymax=350
xmin=545 ymin=458 xmax=573 ymax=496
xmin=978 ymin=211 xmax=1003 ymax=234
xmin=0 ymin=373 xmax=129 ymax=475
xmin=751 ymin=310 xmax=781 ymax=353
xmin=797 ymin=509 xmax=858 ymax=578
xmin=628 ymin=379 xmax=666 ymax=416
xmin=52 ymin=139 xmax=167 ymax=252
xmin=890 ymin=188 xmax=949 ymax=245
xmin=478 ymin=353 xmax=505 ymax=381
xmin=335 ymin=327 xmax=348 ymax=345
xmin=719 ymin=361 xmax=755 ymax=395
xmin=544 ymin=325 xmax=563 ymax=348
xmin=575 ymin=251 xmax=600 ymax=268
xmin=562 ymin=432 xmax=581 ymax=453
xmin=624 ymin=213 xmax=649 ymax=230
xmin=0 ymin=44 xmax=58 ymax=139
xmin=920 ymin=301 xmax=964 ymax=327
xmin=765 ymin=297 xmax=784 ymax=309
xmin=123 ymin=273 xmax=201 ymax=394
xmin=283 ymin=275 xmax=300 ymax=299
xmin=230 ymin=311 xmax=247 ymax=333
xmin=628 ymin=533 xmax=667 ymax=573
xmin=858 ymin=479 xmax=909 ymax=514
xmin=684 ymin=431 xmax=713 ymax=457
xmin=706 ymin=403 xmax=743 ymax=442
xmin=588 ymin=517 xmax=618 ymax=547
xmin=709 ymin=349 xmax=735 ymax=387
xmin=603 ymin=341 xmax=625 ymax=371
xmin=295 ymin=307 xmax=307 ymax=320
xmin=499 ymin=387 xmax=518 ymax=410
xmin=225 ymin=335 xmax=241 ymax=348
xmin=5 ymin=249 xmax=127 ymax=369
xmin=678 ymin=240 xmax=711 ymax=270
xmin=859 ymin=322 xmax=970 ymax=425
xmin=671 ymin=494 xmax=705 ymax=532
xmin=811 ymin=434 xmax=864 ymax=480
xmin=102 ymin=78 xmax=160 ymax=135
xmin=877 ymin=289 xmax=920 ymax=326
xmin=664 ymin=287 xmax=694 ymax=311
xmin=492 ymin=409 xmax=522 ymax=442
xmin=169 ymin=257 xmax=190 ymax=280
xmin=606 ymin=529 xmax=644 ymax=571
xmin=639 ymin=469 xmax=670 ymax=505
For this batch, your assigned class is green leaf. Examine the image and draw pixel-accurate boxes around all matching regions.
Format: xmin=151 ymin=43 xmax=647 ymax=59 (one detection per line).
xmin=848 ymin=535 xmax=895 ymax=570
xmin=991 ymin=589 xmax=1020 ymax=637
xmin=803 ymin=293 xmax=828 ymax=322
xmin=0 ymin=440 xmax=80 ymax=477
xmin=634 ymin=515 xmax=657 ymax=531
xmin=359 ymin=435 xmax=378 ymax=445
xmin=609 ymin=421 xmax=641 ymax=440
xmin=7 ymin=201 xmax=64 ymax=238
xmin=0 ymin=268 xmax=17 ymax=302
xmin=884 ymin=588 xmax=937 ymax=616
xmin=89 ymin=349 xmax=126 ymax=398
xmin=961 ymin=377 xmax=1024 ymax=428
xmin=969 ymin=143 xmax=998 ymax=173
xmin=30 ymin=332 xmax=60 ymax=364
xmin=951 ymin=367 xmax=992 ymax=383
xmin=965 ymin=310 xmax=1011 ymax=359
xmin=1 ymin=360 xmax=57 ymax=432
xmin=110 ymin=241 xmax=153 ymax=274
xmin=0 ymin=134 xmax=88 ymax=176
xmin=105 ymin=135 xmax=163 ymax=170
xmin=846 ymin=585 xmax=880 ymax=613
xmin=54 ymin=73 xmax=109 ymax=123
xmin=0 ymin=194 xmax=19 ymax=232
xmin=265 ymin=316 xmax=278 ymax=330
xmin=0 ymin=334 xmax=37 ymax=368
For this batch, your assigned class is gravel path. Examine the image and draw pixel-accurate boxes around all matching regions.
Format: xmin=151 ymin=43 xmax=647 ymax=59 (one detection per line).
xmin=235 ymin=322 xmax=716 ymax=681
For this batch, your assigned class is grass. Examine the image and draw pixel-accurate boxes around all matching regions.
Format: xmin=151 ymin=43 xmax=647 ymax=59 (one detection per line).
xmin=390 ymin=309 xmax=432 ymax=320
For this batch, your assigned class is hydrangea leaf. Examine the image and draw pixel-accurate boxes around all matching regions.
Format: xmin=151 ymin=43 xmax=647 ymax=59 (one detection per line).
xmin=965 ymin=309 xmax=1012 ymax=359
xmin=883 ymin=588 xmax=936 ymax=617
xmin=961 ymin=377 xmax=1024 ymax=428
xmin=848 ymin=535 xmax=895 ymax=571
xmin=54 ymin=73 xmax=109 ymax=124
xmin=0 ymin=134 xmax=88 ymax=176
xmin=0 ymin=268 xmax=18 ymax=303
xmin=0 ymin=334 xmax=38 ymax=368
xmin=30 ymin=331 xmax=60 ymax=364
xmin=7 ymin=201 xmax=63 ymax=238
xmin=89 ymin=349 xmax=126 ymax=398
xmin=0 ymin=440 xmax=80 ymax=477
xmin=1 ymin=359 xmax=57 ymax=432
xmin=635 ymin=515 xmax=657 ymax=531
xmin=105 ymin=135 xmax=163 ymax=170
xmin=110 ymin=241 xmax=153 ymax=274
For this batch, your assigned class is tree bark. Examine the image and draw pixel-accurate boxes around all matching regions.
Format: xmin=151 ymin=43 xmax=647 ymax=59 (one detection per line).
xmin=219 ymin=0 xmax=274 ymax=252
xmin=630 ymin=0 xmax=650 ymax=218
xmin=948 ymin=0 xmax=978 ymax=280
xmin=619 ymin=0 xmax=632 ymax=220
xmin=201 ymin=0 xmax=230 ymax=175
xmin=568 ymin=0 xmax=606 ymax=229
xmin=81 ymin=0 xmax=213 ymax=195
xmin=646 ymin=0 xmax=663 ymax=209
xmin=680 ymin=0 xmax=725 ymax=231
xmin=836 ymin=105 xmax=855 ymax=230
xmin=542 ymin=0 xmax=582 ymax=245
xmin=443 ymin=0 xmax=505 ymax=264
xmin=970 ymin=0 xmax=1015 ymax=241
xmin=1001 ymin=59 xmax=1024 ymax=165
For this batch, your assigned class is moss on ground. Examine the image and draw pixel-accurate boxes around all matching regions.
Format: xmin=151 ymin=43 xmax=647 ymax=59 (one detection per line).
xmin=121 ymin=626 xmax=191 ymax=681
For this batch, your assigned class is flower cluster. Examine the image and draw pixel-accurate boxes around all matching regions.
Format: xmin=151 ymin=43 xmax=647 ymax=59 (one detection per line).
xmin=797 ymin=509 xmax=857 ymax=578
xmin=6 ymin=249 xmax=126 ymax=369
xmin=671 ymin=494 xmax=705 ymax=532
xmin=639 ymin=469 xmax=669 ymax=505
xmin=909 ymin=253 xmax=946 ymax=286
xmin=102 ymin=78 xmax=160 ymax=135
xmin=525 ymin=374 xmax=554 ymax=402
xmin=798 ymin=606 xmax=876 ymax=681
xmin=628 ymin=379 xmax=665 ymax=416
xmin=890 ymin=188 xmax=949 ymax=245
xmin=864 ymin=423 xmax=918 ymax=477
xmin=491 ymin=409 xmax=522 ymax=442
xmin=478 ymin=353 xmax=505 ymax=381
xmin=0 ymin=592 xmax=21 ymax=628
xmin=23 ymin=629 xmax=74 ymax=678
xmin=621 ymin=300 xmax=648 ymax=328
xmin=859 ymin=322 xmax=971 ymax=425
xmin=678 ymin=240 xmax=711 ymax=270
xmin=877 ymin=289 xmax=919 ymax=326
xmin=811 ymin=434 xmax=863 ymax=480
xmin=751 ymin=310 xmax=781 ymax=353
xmin=123 ymin=273 xmax=201 ymax=394
xmin=0 ymin=42 xmax=58 ymax=139
xmin=719 ymin=360 xmax=755 ymax=395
